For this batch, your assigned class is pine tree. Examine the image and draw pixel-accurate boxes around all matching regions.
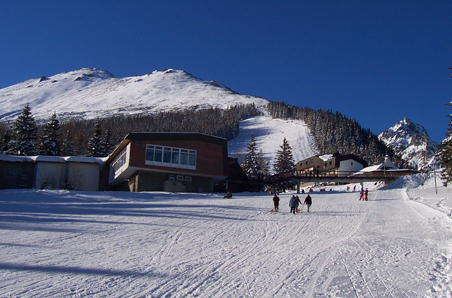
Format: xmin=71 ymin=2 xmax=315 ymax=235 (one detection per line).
xmin=241 ymin=134 xmax=262 ymax=179
xmin=257 ymin=149 xmax=270 ymax=178
xmin=38 ymin=112 xmax=61 ymax=156
xmin=273 ymin=137 xmax=294 ymax=174
xmin=101 ymin=127 xmax=114 ymax=156
xmin=61 ymin=130 xmax=75 ymax=156
xmin=87 ymin=119 xmax=103 ymax=157
xmin=11 ymin=103 xmax=38 ymax=156
xmin=1 ymin=130 xmax=12 ymax=153
xmin=439 ymin=68 xmax=452 ymax=185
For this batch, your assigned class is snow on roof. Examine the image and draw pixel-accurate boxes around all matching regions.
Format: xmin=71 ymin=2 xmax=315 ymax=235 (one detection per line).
xmin=319 ymin=154 xmax=333 ymax=161
xmin=0 ymin=154 xmax=105 ymax=165
xmin=0 ymin=154 xmax=34 ymax=162
xmin=31 ymin=156 xmax=66 ymax=163
xmin=358 ymin=165 xmax=381 ymax=173
xmin=64 ymin=156 xmax=106 ymax=165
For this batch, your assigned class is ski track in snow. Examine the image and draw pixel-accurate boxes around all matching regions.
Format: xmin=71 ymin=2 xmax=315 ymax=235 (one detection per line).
xmin=0 ymin=186 xmax=451 ymax=298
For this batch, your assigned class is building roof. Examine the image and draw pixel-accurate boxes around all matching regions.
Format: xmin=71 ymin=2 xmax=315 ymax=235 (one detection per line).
xmin=0 ymin=154 xmax=105 ymax=165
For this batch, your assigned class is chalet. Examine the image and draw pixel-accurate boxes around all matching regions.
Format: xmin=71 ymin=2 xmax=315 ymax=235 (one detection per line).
xmin=295 ymin=152 xmax=368 ymax=176
xmin=105 ymin=132 xmax=228 ymax=192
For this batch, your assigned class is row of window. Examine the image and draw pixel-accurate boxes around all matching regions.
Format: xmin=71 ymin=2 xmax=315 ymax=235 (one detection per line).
xmin=145 ymin=144 xmax=197 ymax=170
xmin=110 ymin=147 xmax=128 ymax=180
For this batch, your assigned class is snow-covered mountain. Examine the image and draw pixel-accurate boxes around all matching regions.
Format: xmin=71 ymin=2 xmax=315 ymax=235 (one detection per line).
xmin=0 ymin=68 xmax=439 ymax=168
xmin=378 ymin=118 xmax=438 ymax=170
xmin=0 ymin=68 xmax=318 ymax=164
xmin=0 ymin=68 xmax=268 ymax=122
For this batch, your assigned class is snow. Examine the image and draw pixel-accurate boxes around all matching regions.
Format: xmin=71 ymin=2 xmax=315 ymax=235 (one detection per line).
xmin=379 ymin=118 xmax=438 ymax=170
xmin=0 ymin=68 xmax=268 ymax=123
xmin=1 ymin=174 xmax=451 ymax=297
xmin=0 ymin=153 xmax=105 ymax=165
xmin=228 ymin=111 xmax=318 ymax=168
xmin=319 ymin=154 xmax=333 ymax=162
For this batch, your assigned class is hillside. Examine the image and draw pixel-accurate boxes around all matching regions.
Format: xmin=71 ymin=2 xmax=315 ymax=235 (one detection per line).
xmin=0 ymin=68 xmax=268 ymax=122
xmin=228 ymin=111 xmax=319 ymax=167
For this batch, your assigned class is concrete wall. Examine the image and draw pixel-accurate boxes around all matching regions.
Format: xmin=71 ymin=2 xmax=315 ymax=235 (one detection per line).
xmin=35 ymin=162 xmax=67 ymax=189
xmin=127 ymin=170 xmax=216 ymax=193
xmin=67 ymin=163 xmax=100 ymax=191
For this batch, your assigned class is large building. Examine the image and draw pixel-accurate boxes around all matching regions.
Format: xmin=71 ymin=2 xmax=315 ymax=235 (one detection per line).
xmin=295 ymin=152 xmax=368 ymax=177
xmin=105 ymin=132 xmax=229 ymax=192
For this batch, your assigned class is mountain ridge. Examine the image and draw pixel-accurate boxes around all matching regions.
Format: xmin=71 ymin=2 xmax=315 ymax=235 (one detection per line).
xmin=0 ymin=68 xmax=437 ymax=167
xmin=0 ymin=68 xmax=268 ymax=123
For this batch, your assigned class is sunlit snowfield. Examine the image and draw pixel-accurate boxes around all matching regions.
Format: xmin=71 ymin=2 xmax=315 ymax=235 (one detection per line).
xmin=0 ymin=178 xmax=451 ymax=297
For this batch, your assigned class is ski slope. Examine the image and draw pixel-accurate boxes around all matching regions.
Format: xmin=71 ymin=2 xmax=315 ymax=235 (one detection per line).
xmin=228 ymin=112 xmax=318 ymax=168
xmin=0 ymin=179 xmax=451 ymax=297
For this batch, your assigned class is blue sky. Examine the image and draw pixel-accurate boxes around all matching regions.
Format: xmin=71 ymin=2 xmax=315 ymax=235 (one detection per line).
xmin=1 ymin=1 xmax=451 ymax=142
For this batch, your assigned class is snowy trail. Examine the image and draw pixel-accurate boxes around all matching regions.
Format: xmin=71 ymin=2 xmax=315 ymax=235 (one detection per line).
xmin=0 ymin=188 xmax=450 ymax=297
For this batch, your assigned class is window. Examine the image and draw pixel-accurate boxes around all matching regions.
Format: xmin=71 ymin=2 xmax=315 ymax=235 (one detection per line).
xmin=163 ymin=147 xmax=171 ymax=163
xmin=145 ymin=144 xmax=197 ymax=170
xmin=110 ymin=145 xmax=128 ymax=182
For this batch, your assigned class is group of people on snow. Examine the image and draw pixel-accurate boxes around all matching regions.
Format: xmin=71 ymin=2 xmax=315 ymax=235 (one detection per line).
xmin=359 ymin=188 xmax=369 ymax=201
xmin=272 ymin=193 xmax=312 ymax=214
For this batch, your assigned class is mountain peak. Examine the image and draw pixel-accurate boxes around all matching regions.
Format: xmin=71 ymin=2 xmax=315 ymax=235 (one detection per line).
xmin=379 ymin=118 xmax=438 ymax=169
xmin=0 ymin=68 xmax=268 ymax=123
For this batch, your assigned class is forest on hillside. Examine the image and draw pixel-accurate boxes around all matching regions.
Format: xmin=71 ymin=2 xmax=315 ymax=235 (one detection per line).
xmin=0 ymin=104 xmax=260 ymax=157
xmin=0 ymin=101 xmax=408 ymax=168
xmin=266 ymin=101 xmax=408 ymax=168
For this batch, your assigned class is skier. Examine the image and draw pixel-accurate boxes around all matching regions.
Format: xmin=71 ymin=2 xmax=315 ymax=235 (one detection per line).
xmin=272 ymin=194 xmax=280 ymax=212
xmin=364 ymin=188 xmax=369 ymax=201
xmin=304 ymin=194 xmax=312 ymax=212
xmin=359 ymin=188 xmax=364 ymax=200
xmin=289 ymin=195 xmax=301 ymax=214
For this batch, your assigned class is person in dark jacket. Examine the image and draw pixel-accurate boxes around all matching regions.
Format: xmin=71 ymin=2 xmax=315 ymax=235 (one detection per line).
xmin=304 ymin=194 xmax=312 ymax=212
xmin=223 ymin=191 xmax=232 ymax=199
xmin=289 ymin=195 xmax=301 ymax=214
xmin=272 ymin=194 xmax=280 ymax=211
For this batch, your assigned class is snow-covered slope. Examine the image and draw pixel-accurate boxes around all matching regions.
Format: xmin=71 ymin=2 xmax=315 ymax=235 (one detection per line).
xmin=228 ymin=111 xmax=319 ymax=167
xmin=378 ymin=118 xmax=438 ymax=170
xmin=0 ymin=68 xmax=268 ymax=122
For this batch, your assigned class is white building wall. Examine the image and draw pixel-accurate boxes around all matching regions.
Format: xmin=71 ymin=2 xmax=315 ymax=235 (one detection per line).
xmin=34 ymin=161 xmax=100 ymax=191
xmin=338 ymin=160 xmax=365 ymax=174
xmin=67 ymin=163 xmax=100 ymax=191
xmin=35 ymin=162 xmax=66 ymax=189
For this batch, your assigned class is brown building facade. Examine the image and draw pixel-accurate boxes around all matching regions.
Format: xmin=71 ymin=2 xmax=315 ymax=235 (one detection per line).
xmin=106 ymin=132 xmax=228 ymax=192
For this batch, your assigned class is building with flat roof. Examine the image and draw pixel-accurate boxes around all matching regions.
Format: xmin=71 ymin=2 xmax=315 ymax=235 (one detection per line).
xmin=105 ymin=132 xmax=229 ymax=192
